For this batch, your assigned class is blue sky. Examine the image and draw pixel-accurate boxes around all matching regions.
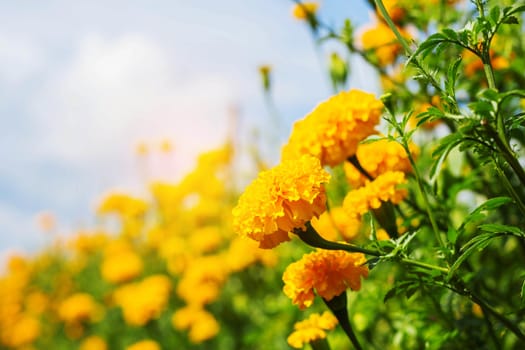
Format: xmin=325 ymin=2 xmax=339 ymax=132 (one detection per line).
xmin=0 ymin=1 xmax=375 ymax=259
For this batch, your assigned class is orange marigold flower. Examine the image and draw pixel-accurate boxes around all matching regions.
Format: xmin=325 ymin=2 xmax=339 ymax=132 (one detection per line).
xmin=343 ymin=171 xmax=407 ymax=218
xmin=287 ymin=311 xmax=338 ymax=349
xmin=344 ymin=139 xmax=417 ymax=188
xmin=283 ymin=250 xmax=368 ymax=309
xmin=360 ymin=22 xmax=410 ymax=66
xmin=292 ymin=2 xmax=319 ymax=20
xmin=282 ymin=90 xmax=383 ymax=167
xmin=232 ymin=155 xmax=330 ymax=249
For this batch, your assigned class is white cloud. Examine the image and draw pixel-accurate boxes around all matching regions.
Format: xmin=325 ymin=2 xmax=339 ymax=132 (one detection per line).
xmin=0 ymin=37 xmax=45 ymax=85
xmin=31 ymin=33 xmax=235 ymax=177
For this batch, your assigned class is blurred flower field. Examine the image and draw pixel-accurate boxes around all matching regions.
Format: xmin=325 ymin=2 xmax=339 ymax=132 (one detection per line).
xmin=3 ymin=0 xmax=525 ymax=349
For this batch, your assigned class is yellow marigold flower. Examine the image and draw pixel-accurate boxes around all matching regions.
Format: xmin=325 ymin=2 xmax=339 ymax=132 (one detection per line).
xmin=126 ymin=339 xmax=160 ymax=350
xmin=58 ymin=293 xmax=100 ymax=324
xmin=1 ymin=314 xmax=40 ymax=347
xmin=97 ymin=192 xmax=148 ymax=218
xmin=292 ymin=2 xmax=319 ymax=20
xmin=176 ymin=255 xmax=229 ymax=306
xmin=232 ymin=155 xmax=330 ymax=249
xmin=172 ymin=306 xmax=220 ymax=343
xmin=101 ymin=249 xmax=143 ymax=284
xmin=283 ymin=250 xmax=368 ymax=309
xmin=224 ymin=237 xmax=279 ymax=272
xmin=310 ymin=206 xmax=361 ymax=242
xmin=25 ymin=291 xmax=49 ymax=315
xmin=113 ymin=275 xmax=172 ymax=326
xmin=344 ymin=139 xmax=417 ymax=188
xmin=188 ymin=226 xmax=223 ymax=254
xmin=69 ymin=231 xmax=109 ymax=255
xmin=360 ymin=22 xmax=410 ymax=66
xmin=379 ymin=0 xmax=405 ymax=24
xmin=282 ymin=90 xmax=383 ymax=167
xmin=80 ymin=336 xmax=108 ymax=350
xmin=343 ymin=171 xmax=407 ymax=218
xmin=287 ymin=311 xmax=338 ymax=349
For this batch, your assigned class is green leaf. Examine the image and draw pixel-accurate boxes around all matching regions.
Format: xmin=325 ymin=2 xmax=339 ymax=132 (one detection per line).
xmin=429 ymin=133 xmax=463 ymax=184
xmin=479 ymin=223 xmax=524 ymax=236
xmin=502 ymin=15 xmax=519 ymax=24
xmin=447 ymin=228 xmax=458 ymax=245
xmin=521 ymin=279 xmax=525 ymax=307
xmin=447 ymin=233 xmax=499 ymax=280
xmin=445 ymin=56 xmax=462 ymax=98
xmin=458 ymin=197 xmax=512 ymax=231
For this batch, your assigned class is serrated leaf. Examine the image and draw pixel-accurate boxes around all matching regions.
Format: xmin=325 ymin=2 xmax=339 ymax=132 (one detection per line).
xmin=447 ymin=233 xmax=497 ymax=280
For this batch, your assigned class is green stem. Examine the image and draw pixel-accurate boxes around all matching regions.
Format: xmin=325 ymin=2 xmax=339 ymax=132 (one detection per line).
xmin=295 ymin=223 xmax=381 ymax=256
xmin=468 ymin=292 xmax=525 ymax=341
xmin=374 ymin=0 xmax=412 ymax=55
xmin=400 ymin=257 xmax=449 ymax=274
xmin=310 ymin=338 xmax=331 ymax=350
xmin=324 ymin=293 xmax=363 ymax=350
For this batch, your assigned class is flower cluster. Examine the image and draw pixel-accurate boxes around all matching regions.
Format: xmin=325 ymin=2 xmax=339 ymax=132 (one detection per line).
xmin=287 ymin=311 xmax=339 ymax=349
xmin=283 ymin=249 xmax=369 ymax=309
xmin=281 ymin=90 xmax=383 ymax=167
xmin=343 ymin=171 xmax=407 ymax=218
xmin=232 ymin=155 xmax=330 ymax=248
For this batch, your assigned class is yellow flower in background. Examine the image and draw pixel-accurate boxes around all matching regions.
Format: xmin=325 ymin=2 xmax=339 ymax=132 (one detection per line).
xmin=233 ymin=155 xmax=330 ymax=249
xmin=361 ymin=22 xmax=410 ymax=66
xmin=224 ymin=236 xmax=278 ymax=272
xmin=80 ymin=335 xmax=108 ymax=350
xmin=97 ymin=192 xmax=148 ymax=218
xmin=114 ymin=275 xmax=172 ymax=326
xmin=172 ymin=306 xmax=220 ymax=343
xmin=159 ymin=139 xmax=173 ymax=153
xmin=310 ymin=206 xmax=361 ymax=242
xmin=101 ymin=248 xmax=143 ymax=284
xmin=344 ymin=139 xmax=417 ymax=188
xmin=25 ymin=291 xmax=49 ymax=315
xmin=287 ymin=311 xmax=338 ymax=349
xmin=292 ymin=1 xmax=319 ymax=20
xmin=281 ymin=90 xmax=383 ymax=167
xmin=1 ymin=314 xmax=40 ymax=348
xmin=343 ymin=171 xmax=408 ymax=218
xmin=379 ymin=0 xmax=405 ymax=24
xmin=69 ymin=231 xmax=109 ymax=255
xmin=176 ymin=255 xmax=229 ymax=306
xmin=283 ymin=250 xmax=368 ymax=309
xmin=126 ymin=339 xmax=161 ymax=350
xmin=58 ymin=293 xmax=101 ymax=324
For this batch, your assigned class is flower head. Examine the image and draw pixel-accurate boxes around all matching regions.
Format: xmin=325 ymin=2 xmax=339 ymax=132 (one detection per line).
xmin=287 ymin=311 xmax=338 ymax=349
xmin=283 ymin=249 xmax=368 ymax=309
xmin=126 ymin=340 xmax=161 ymax=350
xmin=281 ymin=90 xmax=383 ymax=167
xmin=344 ymin=139 xmax=417 ymax=188
xmin=292 ymin=2 xmax=319 ymax=20
xmin=232 ymin=155 xmax=330 ymax=249
xmin=343 ymin=171 xmax=408 ymax=218
xmin=360 ymin=22 xmax=410 ymax=66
